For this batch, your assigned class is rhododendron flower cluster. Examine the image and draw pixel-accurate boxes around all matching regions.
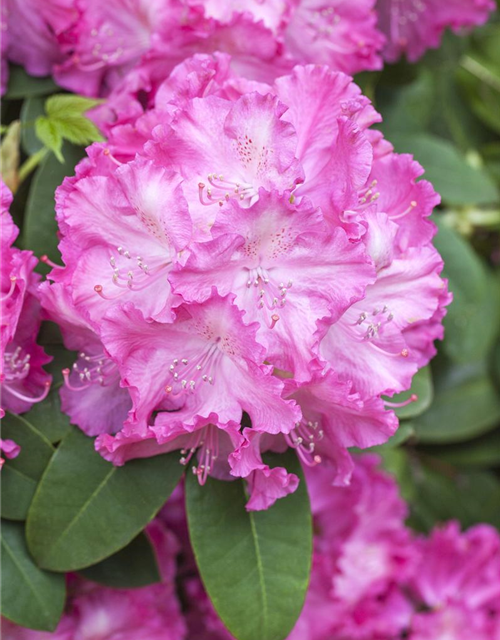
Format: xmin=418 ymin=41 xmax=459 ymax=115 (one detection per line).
xmin=0 ymin=182 xmax=51 ymax=465
xmin=1 ymin=0 xmax=494 ymax=97
xmin=2 ymin=520 xmax=187 ymax=640
xmin=177 ymin=455 xmax=500 ymax=640
xmin=39 ymin=57 xmax=450 ymax=510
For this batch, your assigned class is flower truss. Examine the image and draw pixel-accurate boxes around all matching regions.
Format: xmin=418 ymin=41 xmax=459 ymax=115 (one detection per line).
xmin=39 ymin=57 xmax=451 ymax=510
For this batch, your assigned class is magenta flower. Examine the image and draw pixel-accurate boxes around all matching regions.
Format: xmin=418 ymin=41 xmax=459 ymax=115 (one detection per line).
xmin=51 ymin=59 xmax=448 ymax=507
xmin=0 ymin=183 xmax=51 ymax=417
xmin=408 ymin=521 xmax=500 ymax=640
xmin=377 ymin=0 xmax=495 ymax=63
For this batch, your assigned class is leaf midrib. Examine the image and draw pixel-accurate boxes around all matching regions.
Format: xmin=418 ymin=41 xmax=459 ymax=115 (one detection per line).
xmin=247 ymin=492 xmax=269 ymax=640
xmin=42 ymin=466 xmax=116 ymax=561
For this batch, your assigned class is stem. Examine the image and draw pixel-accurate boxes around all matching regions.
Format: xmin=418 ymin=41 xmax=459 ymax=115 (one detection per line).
xmin=18 ymin=147 xmax=48 ymax=184
xmin=460 ymin=55 xmax=500 ymax=93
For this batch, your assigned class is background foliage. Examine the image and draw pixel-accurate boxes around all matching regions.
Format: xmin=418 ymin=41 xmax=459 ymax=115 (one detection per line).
xmin=1 ymin=7 xmax=500 ymax=639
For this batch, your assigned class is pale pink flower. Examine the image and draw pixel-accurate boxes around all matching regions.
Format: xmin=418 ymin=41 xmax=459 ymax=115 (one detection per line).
xmin=39 ymin=281 xmax=131 ymax=436
xmin=377 ymin=0 xmax=495 ymax=62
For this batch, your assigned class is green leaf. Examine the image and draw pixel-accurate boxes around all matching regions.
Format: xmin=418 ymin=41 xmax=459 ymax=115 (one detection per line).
xmin=5 ymin=65 xmax=58 ymax=99
xmin=35 ymin=116 xmax=64 ymax=162
xmin=1 ymin=413 xmax=54 ymax=521
xmin=186 ymin=450 xmax=312 ymax=640
xmin=420 ymin=428 xmax=500 ymax=467
xmin=45 ymin=94 xmax=103 ymax=118
xmin=43 ymin=94 xmax=104 ymax=146
xmin=22 ymin=144 xmax=84 ymax=274
xmin=433 ymin=218 xmax=500 ymax=363
xmin=25 ymin=384 xmax=71 ymax=444
xmin=384 ymin=366 xmax=433 ymax=419
xmin=388 ymin=133 xmax=498 ymax=205
xmin=20 ymin=97 xmax=46 ymax=155
xmin=413 ymin=358 xmax=500 ymax=443
xmin=457 ymin=25 xmax=500 ymax=135
xmin=26 ymin=427 xmax=184 ymax=571
xmin=408 ymin=464 xmax=500 ymax=532
xmin=1 ymin=520 xmax=65 ymax=631
xmin=79 ymin=532 xmax=161 ymax=589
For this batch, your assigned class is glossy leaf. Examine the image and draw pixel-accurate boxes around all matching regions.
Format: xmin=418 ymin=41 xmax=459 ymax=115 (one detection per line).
xmin=420 ymin=428 xmax=500 ymax=467
xmin=5 ymin=66 xmax=58 ymax=99
xmin=186 ymin=451 xmax=312 ymax=640
xmin=27 ymin=427 xmax=184 ymax=571
xmin=20 ymin=97 xmax=45 ymax=155
xmin=24 ymin=384 xmax=71 ymax=444
xmin=389 ymin=133 xmax=498 ymax=205
xmin=413 ymin=359 xmax=500 ymax=443
xmin=1 ymin=520 xmax=65 ymax=631
xmin=433 ymin=219 xmax=500 ymax=364
xmin=384 ymin=366 xmax=433 ymax=420
xmin=1 ymin=412 xmax=54 ymax=521
xmin=408 ymin=465 xmax=500 ymax=532
xmin=22 ymin=144 xmax=84 ymax=274
xmin=79 ymin=532 xmax=161 ymax=589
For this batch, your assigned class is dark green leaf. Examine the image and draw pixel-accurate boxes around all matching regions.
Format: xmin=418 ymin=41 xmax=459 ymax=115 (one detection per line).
xmin=408 ymin=464 xmax=500 ymax=532
xmin=388 ymin=133 xmax=498 ymax=205
xmin=26 ymin=427 xmax=184 ymax=571
xmin=433 ymin=219 xmax=500 ymax=363
xmin=25 ymin=384 xmax=71 ymax=444
xmin=5 ymin=65 xmax=58 ymax=99
xmin=413 ymin=358 xmax=500 ymax=443
xmin=22 ymin=144 xmax=84 ymax=274
xmin=79 ymin=532 xmax=161 ymax=589
xmin=420 ymin=428 xmax=500 ymax=467
xmin=1 ymin=520 xmax=65 ymax=631
xmin=384 ymin=366 xmax=433 ymax=419
xmin=20 ymin=97 xmax=45 ymax=155
xmin=186 ymin=450 xmax=312 ymax=640
xmin=35 ymin=117 xmax=63 ymax=162
xmin=1 ymin=412 xmax=54 ymax=521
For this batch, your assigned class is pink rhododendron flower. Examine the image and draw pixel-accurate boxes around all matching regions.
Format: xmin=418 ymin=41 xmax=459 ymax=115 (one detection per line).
xmin=0 ymin=438 xmax=21 ymax=468
xmin=50 ymin=58 xmax=448 ymax=508
xmin=408 ymin=521 xmax=500 ymax=640
xmin=39 ymin=281 xmax=131 ymax=436
xmin=284 ymin=0 xmax=384 ymax=73
xmin=290 ymin=456 xmax=415 ymax=640
xmin=377 ymin=0 xmax=495 ymax=62
xmin=2 ymin=520 xmax=186 ymax=640
xmin=0 ymin=182 xmax=51 ymax=417
xmin=2 ymin=0 xmax=76 ymax=89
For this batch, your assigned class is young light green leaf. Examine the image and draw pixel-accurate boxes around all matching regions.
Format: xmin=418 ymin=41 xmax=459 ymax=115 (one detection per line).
xmin=1 ymin=412 xmax=54 ymax=521
xmin=186 ymin=450 xmax=312 ymax=640
xmin=45 ymin=94 xmax=103 ymax=118
xmin=26 ymin=427 xmax=184 ymax=571
xmin=35 ymin=117 xmax=63 ymax=162
xmin=79 ymin=532 xmax=161 ymax=589
xmin=1 ymin=520 xmax=65 ymax=631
